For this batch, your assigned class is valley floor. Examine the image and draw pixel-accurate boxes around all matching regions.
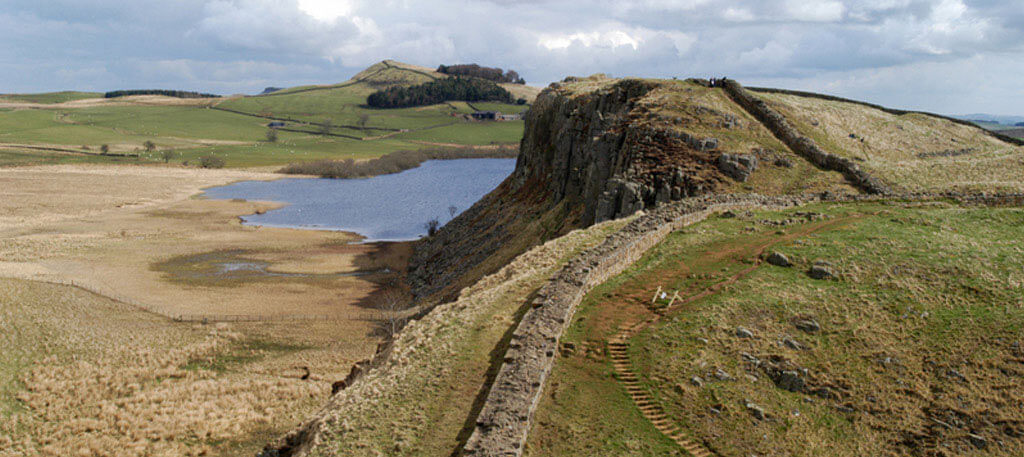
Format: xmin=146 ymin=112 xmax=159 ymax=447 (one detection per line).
xmin=0 ymin=165 xmax=404 ymax=456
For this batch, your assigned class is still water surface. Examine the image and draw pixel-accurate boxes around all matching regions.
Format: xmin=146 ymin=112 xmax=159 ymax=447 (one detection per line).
xmin=204 ymin=158 xmax=515 ymax=241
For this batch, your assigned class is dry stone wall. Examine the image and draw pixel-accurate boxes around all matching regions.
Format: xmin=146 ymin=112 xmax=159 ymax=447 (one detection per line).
xmin=721 ymin=79 xmax=892 ymax=195
xmin=461 ymin=193 xmax=814 ymax=457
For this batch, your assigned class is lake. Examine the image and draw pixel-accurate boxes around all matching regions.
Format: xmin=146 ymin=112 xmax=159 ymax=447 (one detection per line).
xmin=203 ymin=158 xmax=516 ymax=241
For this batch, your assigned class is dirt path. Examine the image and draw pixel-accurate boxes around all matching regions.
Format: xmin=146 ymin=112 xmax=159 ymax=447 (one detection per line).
xmin=605 ymin=214 xmax=865 ymax=456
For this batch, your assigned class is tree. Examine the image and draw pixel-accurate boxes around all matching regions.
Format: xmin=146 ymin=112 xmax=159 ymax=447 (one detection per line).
xmin=160 ymin=149 xmax=177 ymax=163
xmin=376 ymin=288 xmax=409 ymax=339
xmin=319 ymin=118 xmax=332 ymax=135
xmin=357 ymin=114 xmax=370 ymax=129
xmin=424 ymin=218 xmax=440 ymax=236
xmin=143 ymin=140 xmax=156 ymax=153
xmin=199 ymin=155 xmax=225 ymax=168
xmin=266 ymin=127 xmax=278 ymax=143
xmin=100 ymin=144 xmax=110 ymax=154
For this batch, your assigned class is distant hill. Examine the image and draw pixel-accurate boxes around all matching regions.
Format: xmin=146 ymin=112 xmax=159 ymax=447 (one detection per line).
xmin=953 ymin=113 xmax=1024 ymax=125
xmin=0 ymin=91 xmax=101 ymax=104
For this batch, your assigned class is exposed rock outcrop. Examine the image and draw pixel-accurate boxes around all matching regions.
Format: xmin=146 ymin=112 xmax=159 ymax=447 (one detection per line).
xmin=409 ymin=79 xmax=734 ymax=301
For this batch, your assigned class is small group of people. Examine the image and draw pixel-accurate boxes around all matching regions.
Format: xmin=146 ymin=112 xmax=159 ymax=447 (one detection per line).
xmin=708 ymin=77 xmax=728 ymax=87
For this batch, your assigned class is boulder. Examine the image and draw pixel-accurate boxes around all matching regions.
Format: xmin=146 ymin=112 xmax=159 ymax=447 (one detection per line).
xmin=736 ymin=327 xmax=755 ymax=338
xmin=775 ymin=371 xmax=805 ymax=392
xmin=808 ymin=265 xmax=835 ymax=280
xmin=746 ymin=402 xmax=767 ymax=420
xmin=766 ymin=251 xmax=792 ymax=267
xmin=717 ymin=153 xmax=758 ymax=182
xmin=794 ymin=319 xmax=821 ymax=333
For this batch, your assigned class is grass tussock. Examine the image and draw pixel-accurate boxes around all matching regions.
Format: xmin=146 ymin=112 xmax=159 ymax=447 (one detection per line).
xmin=277 ymin=145 xmax=518 ymax=178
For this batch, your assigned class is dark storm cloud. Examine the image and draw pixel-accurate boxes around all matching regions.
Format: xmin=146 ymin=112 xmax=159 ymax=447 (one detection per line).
xmin=1 ymin=0 xmax=1021 ymax=114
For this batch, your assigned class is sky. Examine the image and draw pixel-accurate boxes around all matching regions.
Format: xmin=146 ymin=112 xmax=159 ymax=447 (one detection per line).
xmin=2 ymin=0 xmax=1023 ymax=115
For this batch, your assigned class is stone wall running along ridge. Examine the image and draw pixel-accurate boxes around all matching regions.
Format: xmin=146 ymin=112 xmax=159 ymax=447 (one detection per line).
xmin=460 ymin=193 xmax=815 ymax=457
xmin=720 ymin=79 xmax=892 ymax=195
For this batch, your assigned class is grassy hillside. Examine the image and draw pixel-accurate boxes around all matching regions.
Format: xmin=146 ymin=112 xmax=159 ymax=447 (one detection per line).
xmin=0 ymin=60 xmax=532 ymax=168
xmin=0 ymin=91 xmax=102 ymax=104
xmin=754 ymin=91 xmax=1024 ymax=193
xmin=527 ymin=201 xmax=1024 ymax=456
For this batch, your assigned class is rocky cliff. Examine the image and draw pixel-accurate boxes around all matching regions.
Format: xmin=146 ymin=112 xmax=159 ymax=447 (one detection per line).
xmin=408 ymin=77 xmax=743 ymax=301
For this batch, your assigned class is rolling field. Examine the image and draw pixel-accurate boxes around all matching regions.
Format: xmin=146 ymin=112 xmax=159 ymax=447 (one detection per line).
xmin=527 ymin=201 xmax=1024 ymax=456
xmin=0 ymin=91 xmax=102 ymax=104
xmin=0 ymin=60 xmax=532 ymax=168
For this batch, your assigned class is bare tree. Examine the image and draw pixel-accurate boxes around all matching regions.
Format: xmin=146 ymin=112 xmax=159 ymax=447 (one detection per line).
xmin=377 ymin=289 xmax=409 ymax=338
xmin=100 ymin=144 xmax=110 ymax=154
xmin=143 ymin=140 xmax=156 ymax=153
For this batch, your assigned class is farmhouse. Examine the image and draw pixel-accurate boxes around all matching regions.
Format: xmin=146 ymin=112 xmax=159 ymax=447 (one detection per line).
xmin=470 ymin=111 xmax=524 ymax=121
xmin=267 ymin=121 xmax=286 ymax=127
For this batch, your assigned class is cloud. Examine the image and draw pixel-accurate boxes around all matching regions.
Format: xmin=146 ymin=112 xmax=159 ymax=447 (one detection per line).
xmin=1 ymin=0 xmax=1022 ymax=114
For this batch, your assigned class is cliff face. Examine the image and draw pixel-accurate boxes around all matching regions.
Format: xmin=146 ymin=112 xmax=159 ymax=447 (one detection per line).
xmin=408 ymin=77 xmax=732 ymax=301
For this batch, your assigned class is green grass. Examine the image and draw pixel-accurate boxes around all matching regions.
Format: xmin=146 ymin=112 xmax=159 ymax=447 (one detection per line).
xmin=394 ymin=120 xmax=524 ymax=145
xmin=1 ymin=91 xmax=102 ymax=104
xmin=0 ymin=75 xmax=525 ymax=168
xmin=544 ymin=201 xmax=1024 ymax=456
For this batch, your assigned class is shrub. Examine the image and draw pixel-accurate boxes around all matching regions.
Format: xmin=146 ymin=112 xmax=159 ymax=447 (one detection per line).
xmin=424 ymin=218 xmax=440 ymax=237
xmin=160 ymin=149 xmax=177 ymax=163
xmin=199 ymin=155 xmax=225 ymax=169
xmin=144 ymin=140 xmax=156 ymax=153
xmin=265 ymin=128 xmax=278 ymax=143
xmin=100 ymin=144 xmax=109 ymax=154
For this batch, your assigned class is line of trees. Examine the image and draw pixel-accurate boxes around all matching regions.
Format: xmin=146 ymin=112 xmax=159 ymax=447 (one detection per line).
xmin=366 ymin=77 xmax=512 ymax=109
xmin=104 ymin=89 xmax=221 ymax=99
xmin=437 ymin=64 xmax=525 ymax=84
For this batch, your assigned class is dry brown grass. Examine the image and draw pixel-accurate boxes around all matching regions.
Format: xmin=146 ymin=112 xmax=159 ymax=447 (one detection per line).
xmin=0 ymin=164 xmax=409 ymax=455
xmin=757 ymin=92 xmax=1024 ymax=192
xmin=0 ymin=279 xmax=327 ymax=457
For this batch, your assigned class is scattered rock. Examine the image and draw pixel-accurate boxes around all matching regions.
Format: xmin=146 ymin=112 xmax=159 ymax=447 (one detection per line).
xmin=774 ymin=157 xmax=794 ymax=168
xmin=766 ymin=251 xmax=792 ymax=267
xmin=740 ymin=352 xmax=761 ymax=365
xmin=736 ymin=327 xmax=755 ymax=339
xmin=775 ymin=371 xmax=805 ymax=392
xmin=968 ymin=433 xmax=988 ymax=449
xmin=744 ymin=374 xmax=759 ymax=383
xmin=746 ymin=401 xmax=767 ymax=420
xmin=717 ymin=153 xmax=758 ymax=182
xmin=714 ymin=369 xmax=734 ymax=381
xmin=808 ymin=265 xmax=835 ymax=280
xmin=781 ymin=336 xmax=804 ymax=350
xmin=674 ymin=383 xmax=686 ymax=394
xmin=794 ymin=319 xmax=821 ymax=333
xmin=691 ymin=376 xmax=705 ymax=388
